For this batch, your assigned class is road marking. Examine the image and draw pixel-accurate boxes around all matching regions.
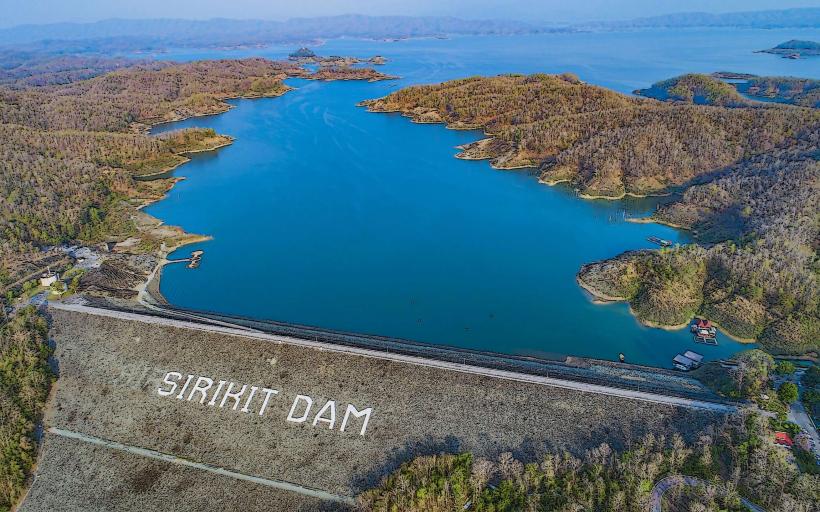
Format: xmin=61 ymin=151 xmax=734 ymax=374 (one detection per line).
xmin=48 ymin=427 xmax=356 ymax=505
xmin=48 ymin=302 xmax=737 ymax=413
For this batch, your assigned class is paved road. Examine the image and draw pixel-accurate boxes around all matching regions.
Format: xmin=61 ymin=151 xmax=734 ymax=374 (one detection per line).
xmin=649 ymin=475 xmax=765 ymax=512
xmin=788 ymin=394 xmax=819 ymax=457
xmin=650 ymin=475 xmax=700 ymax=512
xmin=49 ymin=302 xmax=738 ymax=413
xmin=48 ymin=427 xmax=356 ymax=505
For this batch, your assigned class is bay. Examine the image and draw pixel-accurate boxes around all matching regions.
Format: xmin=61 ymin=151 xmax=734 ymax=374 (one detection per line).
xmin=145 ymin=27 xmax=820 ymax=366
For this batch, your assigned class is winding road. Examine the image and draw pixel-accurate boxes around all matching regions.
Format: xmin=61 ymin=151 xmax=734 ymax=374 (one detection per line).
xmin=649 ymin=475 xmax=765 ymax=512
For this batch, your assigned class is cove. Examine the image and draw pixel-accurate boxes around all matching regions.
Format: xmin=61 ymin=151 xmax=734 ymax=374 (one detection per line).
xmin=144 ymin=29 xmax=820 ymax=366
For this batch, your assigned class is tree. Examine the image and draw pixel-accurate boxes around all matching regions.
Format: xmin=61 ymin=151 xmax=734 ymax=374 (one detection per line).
xmin=778 ymin=382 xmax=799 ymax=404
xmin=802 ymin=365 xmax=820 ymax=388
xmin=732 ymin=350 xmax=774 ymax=397
xmin=775 ymin=361 xmax=796 ymax=375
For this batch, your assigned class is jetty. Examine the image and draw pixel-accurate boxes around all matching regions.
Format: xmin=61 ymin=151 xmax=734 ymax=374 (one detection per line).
xmin=187 ymin=250 xmax=204 ymax=269
xmin=166 ymin=250 xmax=204 ymax=269
xmin=647 ymin=236 xmax=672 ymax=247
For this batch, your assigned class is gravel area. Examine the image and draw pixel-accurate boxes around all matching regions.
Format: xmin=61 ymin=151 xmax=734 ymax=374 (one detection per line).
xmin=19 ymin=434 xmax=346 ymax=512
xmin=39 ymin=306 xmax=728 ymax=504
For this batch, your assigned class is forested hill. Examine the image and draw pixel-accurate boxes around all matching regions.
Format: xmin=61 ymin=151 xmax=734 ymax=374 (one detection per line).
xmin=579 ymin=133 xmax=819 ymax=353
xmin=635 ymin=74 xmax=751 ymax=107
xmin=0 ymin=58 xmax=304 ymax=131
xmin=0 ymin=57 xmax=391 ymax=279
xmin=636 ymin=73 xmax=820 ymax=109
xmin=363 ymin=73 xmax=819 ymax=198
xmin=364 ymin=73 xmax=819 ymax=354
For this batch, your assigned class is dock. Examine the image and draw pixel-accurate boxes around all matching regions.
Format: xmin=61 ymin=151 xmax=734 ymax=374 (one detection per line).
xmin=672 ymin=350 xmax=704 ymax=372
xmin=187 ymin=250 xmax=203 ymax=269
xmin=167 ymin=250 xmax=203 ymax=269
xmin=690 ymin=318 xmax=718 ymax=345
xmin=647 ymin=236 xmax=672 ymax=247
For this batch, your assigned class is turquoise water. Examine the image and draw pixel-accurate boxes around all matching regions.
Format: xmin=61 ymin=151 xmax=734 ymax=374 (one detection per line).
xmin=145 ymin=28 xmax=820 ymax=366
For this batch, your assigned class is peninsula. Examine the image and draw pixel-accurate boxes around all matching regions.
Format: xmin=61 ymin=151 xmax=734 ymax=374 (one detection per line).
xmin=0 ymin=57 xmax=394 ymax=298
xmin=362 ymin=73 xmax=818 ymax=198
xmin=363 ymin=73 xmax=819 ymax=353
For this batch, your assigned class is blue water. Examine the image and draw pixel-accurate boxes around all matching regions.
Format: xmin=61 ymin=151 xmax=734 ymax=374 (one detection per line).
xmin=145 ymin=28 xmax=820 ymax=366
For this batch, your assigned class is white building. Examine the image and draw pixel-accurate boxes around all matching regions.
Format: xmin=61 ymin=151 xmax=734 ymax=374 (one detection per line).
xmin=40 ymin=272 xmax=58 ymax=287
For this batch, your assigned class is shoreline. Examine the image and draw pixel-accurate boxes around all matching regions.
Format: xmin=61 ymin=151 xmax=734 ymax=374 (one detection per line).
xmin=362 ymin=103 xmax=683 ymax=199
xmin=578 ymin=273 xmax=757 ymax=343
xmin=625 ymin=216 xmax=686 ymax=229
xmin=133 ymin=136 xmax=235 ymax=183
xmin=131 ymin=71 xmax=391 ymax=306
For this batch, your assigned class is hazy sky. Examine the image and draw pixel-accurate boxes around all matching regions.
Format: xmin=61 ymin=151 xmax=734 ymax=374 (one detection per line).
xmin=2 ymin=0 xmax=818 ymax=28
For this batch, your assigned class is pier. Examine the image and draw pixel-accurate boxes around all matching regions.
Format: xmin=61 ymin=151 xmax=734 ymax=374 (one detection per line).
xmin=647 ymin=236 xmax=672 ymax=247
xmin=166 ymin=250 xmax=204 ymax=269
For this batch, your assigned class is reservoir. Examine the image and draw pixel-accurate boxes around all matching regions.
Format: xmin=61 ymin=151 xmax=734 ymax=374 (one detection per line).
xmin=145 ymin=28 xmax=820 ymax=366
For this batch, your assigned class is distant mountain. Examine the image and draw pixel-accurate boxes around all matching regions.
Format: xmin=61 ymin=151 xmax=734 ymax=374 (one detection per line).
xmin=1 ymin=9 xmax=818 ymax=55
xmin=584 ymin=7 xmax=820 ymax=29
xmin=0 ymin=15 xmax=553 ymax=49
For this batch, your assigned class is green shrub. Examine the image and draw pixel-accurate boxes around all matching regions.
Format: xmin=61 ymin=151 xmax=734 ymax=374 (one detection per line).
xmin=778 ymin=382 xmax=799 ymax=404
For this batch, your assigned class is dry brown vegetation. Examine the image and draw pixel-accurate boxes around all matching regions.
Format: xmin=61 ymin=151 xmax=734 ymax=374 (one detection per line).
xmin=365 ymin=73 xmax=819 ymax=354
xmin=363 ymin=73 xmax=819 ymax=198
xmin=0 ymin=57 xmax=391 ymax=283
xmin=580 ymin=130 xmax=819 ymax=353
xmin=636 ymin=72 xmax=820 ymax=109
xmin=360 ymin=412 xmax=818 ymax=512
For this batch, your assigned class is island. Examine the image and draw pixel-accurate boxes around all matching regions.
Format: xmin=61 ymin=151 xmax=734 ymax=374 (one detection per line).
xmin=636 ymin=72 xmax=820 ymax=108
xmin=759 ymin=39 xmax=820 ymax=58
xmin=363 ymin=73 xmax=819 ymax=354
xmin=288 ymin=47 xmax=316 ymax=59
xmin=634 ymin=73 xmax=751 ymax=106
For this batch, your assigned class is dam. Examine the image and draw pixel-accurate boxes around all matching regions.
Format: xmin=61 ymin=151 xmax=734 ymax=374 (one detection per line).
xmin=22 ymin=301 xmax=738 ymax=511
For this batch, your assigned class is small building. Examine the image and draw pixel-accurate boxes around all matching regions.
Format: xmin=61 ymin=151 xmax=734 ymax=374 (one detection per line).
xmin=683 ymin=351 xmax=704 ymax=367
xmin=692 ymin=318 xmax=715 ymax=331
xmin=39 ymin=271 xmax=58 ymax=287
xmin=673 ymin=354 xmax=697 ymax=371
xmin=691 ymin=318 xmax=718 ymax=344
xmin=774 ymin=432 xmax=794 ymax=448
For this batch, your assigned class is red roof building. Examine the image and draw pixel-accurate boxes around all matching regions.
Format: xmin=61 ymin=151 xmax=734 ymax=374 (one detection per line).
xmin=774 ymin=432 xmax=794 ymax=448
xmin=696 ymin=319 xmax=712 ymax=329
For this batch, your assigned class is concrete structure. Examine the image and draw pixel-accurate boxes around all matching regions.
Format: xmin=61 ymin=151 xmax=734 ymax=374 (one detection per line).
xmin=22 ymin=303 xmax=738 ymax=511
xmin=39 ymin=271 xmax=57 ymax=287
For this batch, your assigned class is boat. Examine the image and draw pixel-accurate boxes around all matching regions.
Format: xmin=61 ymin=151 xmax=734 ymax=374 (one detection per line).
xmin=647 ymin=236 xmax=672 ymax=247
